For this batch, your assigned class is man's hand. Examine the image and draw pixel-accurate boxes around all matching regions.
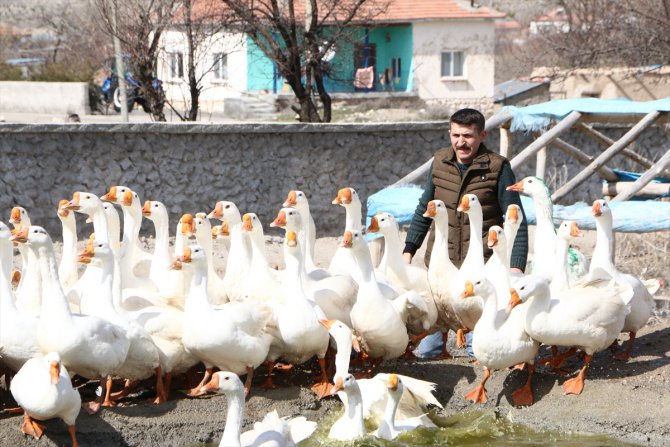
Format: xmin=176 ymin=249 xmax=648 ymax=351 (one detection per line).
xmin=510 ymin=268 xmax=523 ymax=274
xmin=402 ymin=252 xmax=413 ymax=264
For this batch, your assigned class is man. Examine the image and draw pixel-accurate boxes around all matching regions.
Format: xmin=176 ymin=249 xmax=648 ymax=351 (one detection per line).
xmin=402 ymin=108 xmax=528 ymax=356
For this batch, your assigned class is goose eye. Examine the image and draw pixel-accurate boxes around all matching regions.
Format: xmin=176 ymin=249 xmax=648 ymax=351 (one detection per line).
xmin=225 ymin=205 xmax=230 ymax=209
xmin=86 ymin=195 xmax=91 ymax=199
xmin=528 ymin=180 xmax=533 ymax=183
xmin=224 ymin=376 xmax=229 ymax=381
xmin=154 ymin=204 xmax=158 ymax=207
xmin=520 ymin=286 xmax=526 ymax=291
xmin=98 ymin=244 xmax=103 ymax=248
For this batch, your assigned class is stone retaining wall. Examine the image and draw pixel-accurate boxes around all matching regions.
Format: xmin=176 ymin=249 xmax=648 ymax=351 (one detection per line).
xmin=0 ymin=122 xmax=666 ymax=240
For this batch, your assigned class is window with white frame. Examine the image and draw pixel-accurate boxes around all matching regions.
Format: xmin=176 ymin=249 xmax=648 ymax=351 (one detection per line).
xmin=212 ymin=52 xmax=228 ymax=80
xmin=167 ymin=52 xmax=184 ymax=79
xmin=441 ymin=51 xmax=464 ymax=77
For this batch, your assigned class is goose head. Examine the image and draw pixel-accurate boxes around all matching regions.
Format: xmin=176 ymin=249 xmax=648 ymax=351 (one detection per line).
xmin=510 ymin=274 xmax=550 ymax=306
xmin=383 ymin=373 xmax=402 ymax=396
xmin=457 ymin=193 xmax=482 ymax=214
xmin=366 ymin=212 xmax=396 ymax=234
xmin=340 ymin=230 xmax=363 ymax=249
xmin=331 ymin=373 xmax=358 ymax=395
xmin=9 ymin=206 xmax=30 ymax=229
xmin=332 ymin=187 xmax=359 ymax=206
xmin=101 ymin=185 xmax=138 ymax=208
xmin=65 ymin=192 xmax=102 ymax=216
xmin=178 ymin=245 xmax=207 ymax=270
xmin=57 ymin=199 xmax=72 ymax=220
xmin=487 ymin=225 xmax=505 ymax=250
xmin=142 ymin=200 xmax=168 ymax=222
xmin=193 ymin=212 xmax=212 ymax=241
xmin=270 ymin=207 xmax=301 ymax=231
xmin=77 ymin=240 xmax=114 ymax=267
xmin=505 ymin=204 xmax=523 ymax=224
xmin=11 ymin=225 xmax=52 ymax=248
xmin=460 ymin=277 xmax=495 ymax=301
xmin=208 ymin=201 xmax=240 ymax=223
xmin=283 ymin=190 xmax=310 ymax=210
xmin=557 ymin=221 xmax=583 ymax=242
xmin=241 ymin=213 xmax=262 ymax=235
xmin=592 ymin=199 xmax=612 ymax=219
xmin=200 ymin=370 xmax=243 ymax=394
xmin=423 ymin=199 xmax=448 ymax=220
xmin=506 ymin=176 xmax=551 ymax=199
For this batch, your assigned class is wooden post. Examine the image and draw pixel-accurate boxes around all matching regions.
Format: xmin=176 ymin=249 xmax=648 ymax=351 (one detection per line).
xmin=510 ymin=111 xmax=583 ymax=171
xmin=575 ymin=122 xmax=670 ymax=178
xmin=536 ymin=147 xmax=547 ymax=179
xmin=611 ymin=148 xmax=670 ymax=201
xmin=551 ymin=110 xmax=661 ymax=203
xmin=550 ymin=138 xmax=618 ymax=182
xmin=602 ymin=181 xmax=670 ymax=198
xmin=500 ymin=127 xmax=512 ymax=158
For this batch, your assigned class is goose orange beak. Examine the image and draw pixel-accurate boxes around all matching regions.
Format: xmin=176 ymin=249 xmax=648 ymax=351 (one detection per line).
xmin=122 ymin=190 xmax=133 ymax=207
xmin=506 ymin=205 xmax=519 ymax=223
xmin=101 ymin=186 xmax=117 ymax=202
xmin=283 ymin=190 xmax=297 ymax=207
xmin=9 ymin=207 xmax=21 ymax=224
xmin=592 ymin=200 xmax=602 ymax=217
xmin=487 ymin=229 xmax=498 ymax=248
xmin=460 ymin=281 xmax=475 ymax=299
xmin=242 ymin=214 xmax=253 ymax=232
xmin=208 ymin=202 xmax=223 ymax=220
xmin=332 ymin=188 xmax=352 ymax=205
xmin=457 ymin=195 xmax=470 ymax=212
xmin=506 ymin=180 xmax=524 ymax=192
xmin=423 ymin=201 xmax=436 ymax=218
xmin=10 ymin=227 xmax=28 ymax=243
xmin=569 ymin=221 xmax=583 ymax=237
xmin=319 ymin=319 xmax=335 ymax=329
xmin=331 ymin=376 xmax=344 ymax=395
xmin=200 ymin=373 xmax=220 ymax=393
xmin=386 ymin=373 xmax=399 ymax=391
xmin=57 ymin=199 xmax=70 ymax=218
xmin=65 ymin=192 xmax=81 ymax=211
xmin=286 ymin=231 xmax=298 ymax=247
xmin=507 ymin=288 xmax=522 ymax=312
xmin=142 ymin=200 xmax=152 ymax=217
xmin=367 ymin=216 xmax=379 ymax=233
xmin=271 ymin=210 xmax=287 ymax=228
xmin=50 ymin=360 xmax=61 ymax=385
xmin=181 ymin=214 xmax=194 ymax=236
xmin=341 ymin=231 xmax=353 ymax=248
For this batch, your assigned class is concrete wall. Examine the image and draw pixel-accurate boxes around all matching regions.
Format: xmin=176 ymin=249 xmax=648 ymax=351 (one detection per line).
xmin=0 ymin=122 xmax=450 ymax=239
xmin=0 ymin=82 xmax=89 ymax=115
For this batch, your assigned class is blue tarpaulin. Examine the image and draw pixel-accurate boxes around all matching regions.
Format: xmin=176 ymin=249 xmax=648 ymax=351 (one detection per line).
xmin=366 ymin=185 xmax=670 ymax=233
xmin=501 ymin=97 xmax=670 ymax=132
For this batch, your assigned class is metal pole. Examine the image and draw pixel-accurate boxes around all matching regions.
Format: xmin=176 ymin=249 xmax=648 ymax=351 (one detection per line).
xmin=111 ymin=0 xmax=129 ymax=122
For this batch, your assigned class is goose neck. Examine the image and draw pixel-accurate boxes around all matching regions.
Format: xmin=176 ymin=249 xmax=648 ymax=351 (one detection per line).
xmin=91 ymin=206 xmax=110 ymax=245
xmin=380 ymin=389 xmax=400 ymax=436
xmin=592 ymin=215 xmax=614 ymax=269
xmin=344 ymin=203 xmax=362 ymax=231
xmin=551 ymin=237 xmax=570 ymax=291
xmin=344 ymin=384 xmax=365 ymax=437
xmin=151 ymin=217 xmax=171 ymax=267
xmin=220 ymin=388 xmax=244 ymax=447
xmin=35 ymin=243 xmax=72 ymax=319
xmin=463 ymin=212 xmax=484 ymax=269
xmin=0 ymin=239 xmax=14 ymax=309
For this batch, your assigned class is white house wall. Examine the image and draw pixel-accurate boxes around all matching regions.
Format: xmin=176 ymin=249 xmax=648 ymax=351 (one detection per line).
xmin=158 ymin=30 xmax=247 ymax=114
xmin=412 ymin=20 xmax=495 ymax=103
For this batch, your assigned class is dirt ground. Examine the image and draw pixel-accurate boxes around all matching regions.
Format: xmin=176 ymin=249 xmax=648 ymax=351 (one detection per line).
xmin=1 ymin=230 xmax=668 ymax=447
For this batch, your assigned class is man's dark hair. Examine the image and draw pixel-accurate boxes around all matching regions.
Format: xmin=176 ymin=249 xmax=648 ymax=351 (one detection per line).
xmin=450 ymin=108 xmax=485 ymax=132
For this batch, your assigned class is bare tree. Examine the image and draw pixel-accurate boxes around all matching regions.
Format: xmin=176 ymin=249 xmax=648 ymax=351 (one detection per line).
xmin=162 ymin=0 xmax=229 ymax=121
xmin=495 ymin=0 xmax=670 ymax=81
xmin=94 ymin=0 xmax=179 ymax=121
xmin=220 ymin=0 xmax=389 ymax=122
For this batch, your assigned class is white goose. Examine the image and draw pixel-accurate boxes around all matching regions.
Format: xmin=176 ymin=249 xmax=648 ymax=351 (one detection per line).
xmin=450 ymin=194 xmax=485 ymax=346
xmin=282 ymin=189 xmax=328 ymax=280
xmin=329 ymin=187 xmax=364 ymax=281
xmin=142 ymin=200 xmax=190 ymax=305
xmin=421 ymin=200 xmax=462 ymax=358
xmin=10 ymin=352 xmax=81 ymax=446
xmin=344 ymin=230 xmax=409 ymax=365
xmin=13 ymin=226 xmax=130 ymax=413
xmin=483 ymin=225 xmax=514 ymax=309
xmin=201 ymin=371 xmax=317 ymax=447
xmin=179 ymin=245 xmax=273 ymax=396
xmin=511 ymin=274 xmax=631 ymax=395
xmin=263 ymin=228 xmax=330 ymax=393
xmin=10 ymin=206 xmax=41 ymax=316
xmin=367 ymin=211 xmax=438 ymax=340
xmin=461 ymin=277 xmax=539 ymax=407
xmin=241 ymin=213 xmax=281 ymax=303
xmin=506 ymin=176 xmax=557 ymax=281
xmin=0 ymin=221 xmax=41 ymax=373
xmin=57 ymin=199 xmax=79 ymax=292
xmin=101 ymin=186 xmax=158 ymax=292
xmin=270 ymin=208 xmax=356 ymax=327
xmin=323 ymin=319 xmax=442 ymax=427
xmin=588 ymin=199 xmax=656 ymax=361
xmin=373 ymin=374 xmax=435 ymax=440
xmin=193 ymin=212 xmax=228 ymax=305
xmin=328 ymin=373 xmax=367 ymax=441
xmin=77 ymin=240 xmax=163 ymax=402
xmin=208 ymin=201 xmax=251 ymax=302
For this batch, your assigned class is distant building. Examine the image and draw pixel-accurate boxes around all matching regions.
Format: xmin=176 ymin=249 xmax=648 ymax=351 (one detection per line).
xmin=157 ymin=0 xmax=504 ymax=115
xmin=494 ymin=78 xmax=549 ymax=106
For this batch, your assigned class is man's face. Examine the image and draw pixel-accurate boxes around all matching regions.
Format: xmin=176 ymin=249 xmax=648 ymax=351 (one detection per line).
xmin=449 ymin=122 xmax=486 ymax=164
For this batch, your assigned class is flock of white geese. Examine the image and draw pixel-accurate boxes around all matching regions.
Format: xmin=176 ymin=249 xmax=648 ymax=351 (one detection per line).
xmin=0 ymin=177 xmax=661 ymax=446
